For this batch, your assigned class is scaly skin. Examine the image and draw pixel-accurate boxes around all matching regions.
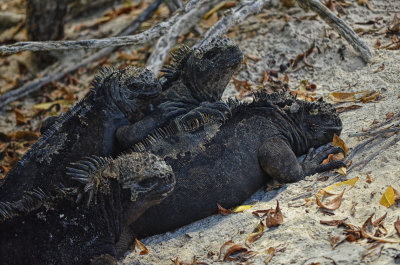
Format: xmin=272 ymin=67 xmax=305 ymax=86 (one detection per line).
xmin=0 ymin=152 xmax=175 ymax=265
xmin=115 ymin=36 xmax=244 ymax=149
xmin=130 ymin=90 xmax=345 ymax=238
xmin=0 ymin=66 xmax=161 ymax=221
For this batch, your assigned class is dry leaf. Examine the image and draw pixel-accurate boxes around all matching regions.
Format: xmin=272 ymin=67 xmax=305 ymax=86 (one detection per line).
xmin=395 ymin=217 xmax=400 ymax=236
xmin=358 ymin=0 xmax=373 ymax=10
xmin=361 ymin=214 xmax=400 ymax=243
xmin=217 ymin=203 xmax=233 ymax=215
xmin=252 ymin=208 xmax=275 ymax=218
xmin=265 ymin=201 xmax=283 ymax=228
xmin=366 ymin=175 xmax=372 ymax=183
xmin=218 ymin=240 xmax=248 ymax=261
xmin=135 ymin=238 xmax=149 ymax=255
xmin=386 ymin=112 xmax=395 ymax=120
xmin=264 ymin=247 xmax=275 ymax=263
xmin=336 ymin=104 xmax=362 ymax=113
xmin=329 ymin=233 xmax=347 ymax=248
xmin=374 ymin=39 xmax=381 ymax=48
xmin=320 ymin=218 xmax=347 ymax=226
xmin=245 ymin=221 xmax=264 ymax=246
xmin=316 ymin=189 xmax=345 ymax=211
xmin=337 ymin=167 xmax=347 ymax=175
xmin=13 ymin=109 xmax=27 ymax=125
xmin=34 ymin=99 xmax=75 ymax=111
xmin=9 ymin=131 xmax=39 ymax=141
xmin=322 ymin=176 xmax=359 ymax=193
xmin=380 ymin=186 xmax=395 ymax=208
xmin=332 ymin=134 xmax=348 ymax=155
xmin=232 ymin=205 xmax=254 ymax=213
xmin=360 ymin=91 xmax=380 ymax=103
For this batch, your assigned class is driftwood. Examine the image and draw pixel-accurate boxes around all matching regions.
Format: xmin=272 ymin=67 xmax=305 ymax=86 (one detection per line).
xmin=0 ymin=0 xmax=166 ymax=109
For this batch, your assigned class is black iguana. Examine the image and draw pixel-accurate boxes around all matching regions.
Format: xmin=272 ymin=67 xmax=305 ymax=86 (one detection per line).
xmin=115 ymin=36 xmax=244 ymax=149
xmin=127 ymin=90 xmax=346 ymax=238
xmin=0 ymin=152 xmax=175 ymax=265
xmin=0 ymin=66 xmax=162 ymax=213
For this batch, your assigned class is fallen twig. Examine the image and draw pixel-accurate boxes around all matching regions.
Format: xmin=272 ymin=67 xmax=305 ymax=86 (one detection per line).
xmin=296 ymin=0 xmax=372 ymax=62
xmin=198 ymin=0 xmax=274 ymax=46
xmin=0 ymin=0 xmax=171 ymax=56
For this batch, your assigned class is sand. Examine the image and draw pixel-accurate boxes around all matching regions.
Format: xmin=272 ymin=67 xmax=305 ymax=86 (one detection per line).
xmin=121 ymin=0 xmax=400 ymax=264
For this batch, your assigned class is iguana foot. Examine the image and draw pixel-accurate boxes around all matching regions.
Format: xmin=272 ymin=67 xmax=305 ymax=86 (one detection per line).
xmin=66 ymin=156 xmax=112 ymax=206
xmin=158 ymin=101 xmax=194 ymax=119
xmin=90 ymin=254 xmax=117 ymax=265
xmin=301 ymin=143 xmax=346 ymax=176
xmin=176 ymin=101 xmax=231 ymax=127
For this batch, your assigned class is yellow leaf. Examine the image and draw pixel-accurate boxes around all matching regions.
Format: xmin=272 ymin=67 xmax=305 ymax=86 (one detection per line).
xmin=232 ymin=205 xmax=254 ymax=213
xmin=33 ymin=99 xmax=75 ymax=110
xmin=322 ymin=176 xmax=359 ymax=193
xmin=328 ymin=92 xmax=356 ymax=102
xmin=332 ymin=134 xmax=348 ymax=155
xmin=299 ymin=80 xmax=309 ymax=91
xmin=380 ymin=185 xmax=395 ymax=208
xmin=336 ymin=167 xmax=347 ymax=175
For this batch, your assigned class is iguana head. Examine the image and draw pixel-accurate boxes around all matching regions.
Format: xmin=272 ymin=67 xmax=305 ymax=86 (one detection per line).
xmin=92 ymin=66 xmax=162 ymax=122
xmin=250 ymin=90 xmax=342 ymax=148
xmin=299 ymin=100 xmax=342 ymax=147
xmin=162 ymin=37 xmax=243 ymax=102
xmin=183 ymin=37 xmax=243 ymax=101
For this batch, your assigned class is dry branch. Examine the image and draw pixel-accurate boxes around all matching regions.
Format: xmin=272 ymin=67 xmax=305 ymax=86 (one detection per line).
xmin=0 ymin=15 xmax=177 ymax=55
xmin=199 ymin=0 xmax=274 ymax=46
xmin=296 ymin=0 xmax=372 ymax=62
xmin=146 ymin=0 xmax=220 ymax=74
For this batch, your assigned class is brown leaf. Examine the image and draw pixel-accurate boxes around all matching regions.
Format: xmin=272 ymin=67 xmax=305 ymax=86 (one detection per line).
xmin=245 ymin=221 xmax=265 ymax=246
xmin=329 ymin=233 xmax=347 ymax=248
xmin=386 ymin=112 xmax=395 ymax=120
xmin=217 ymin=203 xmax=233 ymax=215
xmin=13 ymin=109 xmax=27 ymax=125
xmin=395 ymin=217 xmax=400 ymax=237
xmin=336 ymin=105 xmax=362 ymax=113
xmin=9 ymin=131 xmax=39 ymax=141
xmin=372 ymin=213 xmax=387 ymax=227
xmin=332 ymin=134 xmax=348 ymax=155
xmin=361 ymin=214 xmax=400 ymax=243
xmin=373 ymin=63 xmax=385 ymax=73
xmin=316 ymin=189 xmax=345 ymax=211
xmin=264 ymin=247 xmax=275 ymax=263
xmin=374 ymin=39 xmax=381 ymax=48
xmin=252 ymin=208 xmax=275 ymax=218
xmin=366 ymin=175 xmax=372 ymax=183
xmin=320 ymin=218 xmax=347 ymax=226
xmin=134 ymin=238 xmax=149 ymax=255
xmin=265 ymin=201 xmax=283 ymax=228
xmin=218 ymin=240 xmax=248 ymax=261
xmin=360 ymin=91 xmax=380 ymax=103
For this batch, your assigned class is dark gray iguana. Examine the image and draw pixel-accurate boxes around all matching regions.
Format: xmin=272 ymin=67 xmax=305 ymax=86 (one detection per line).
xmin=126 ymin=90 xmax=346 ymax=238
xmin=0 ymin=66 xmax=162 ymax=211
xmin=115 ymin=36 xmax=244 ymax=149
xmin=0 ymin=152 xmax=175 ymax=265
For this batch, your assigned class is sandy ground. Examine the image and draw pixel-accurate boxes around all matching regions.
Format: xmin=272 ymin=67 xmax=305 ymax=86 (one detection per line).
xmin=121 ymin=1 xmax=400 ymax=264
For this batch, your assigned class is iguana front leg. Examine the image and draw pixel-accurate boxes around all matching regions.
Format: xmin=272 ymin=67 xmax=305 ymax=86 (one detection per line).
xmin=258 ymin=137 xmax=345 ymax=183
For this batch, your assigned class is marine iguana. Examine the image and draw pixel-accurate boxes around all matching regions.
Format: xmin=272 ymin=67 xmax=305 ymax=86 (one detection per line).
xmin=0 ymin=66 xmax=162 ymax=219
xmin=0 ymin=152 xmax=175 ymax=265
xmin=126 ymin=90 xmax=346 ymax=238
xmin=115 ymin=36 xmax=243 ymax=149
